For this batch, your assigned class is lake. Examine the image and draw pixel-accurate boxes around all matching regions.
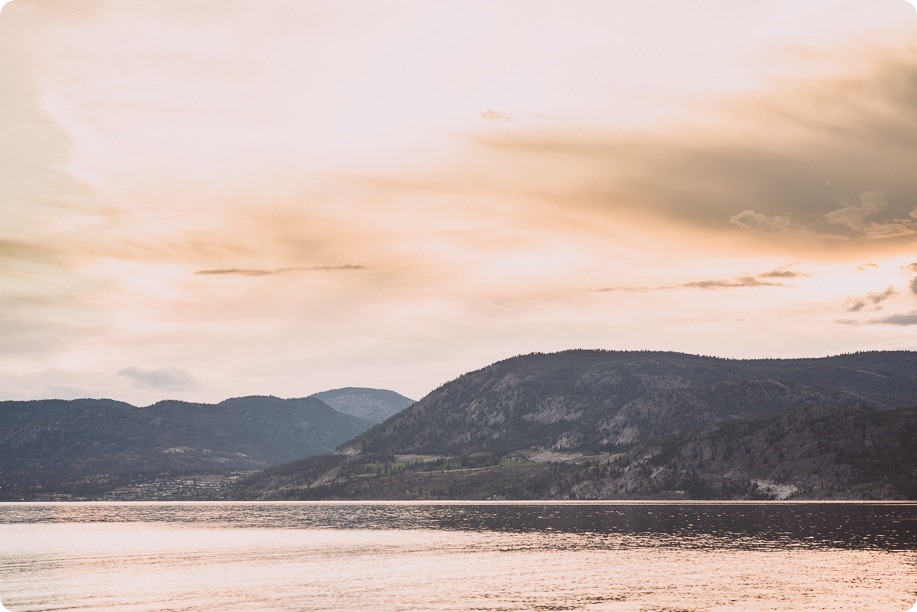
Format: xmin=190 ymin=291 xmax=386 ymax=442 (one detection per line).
xmin=0 ymin=501 xmax=914 ymax=611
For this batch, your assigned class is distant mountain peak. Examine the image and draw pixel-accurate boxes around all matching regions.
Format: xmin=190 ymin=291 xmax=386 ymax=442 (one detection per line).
xmin=310 ymin=387 xmax=415 ymax=423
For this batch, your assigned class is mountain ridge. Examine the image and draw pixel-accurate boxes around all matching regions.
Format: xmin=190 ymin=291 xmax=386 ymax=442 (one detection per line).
xmin=344 ymin=350 xmax=915 ymax=456
xmin=0 ymin=394 xmax=375 ymax=500
xmin=236 ymin=350 xmax=917 ymax=501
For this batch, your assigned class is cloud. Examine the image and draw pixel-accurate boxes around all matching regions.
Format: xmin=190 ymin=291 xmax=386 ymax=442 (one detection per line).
xmin=824 ymin=190 xmax=887 ymax=230
xmin=596 ymin=265 xmax=805 ymax=292
xmin=195 ymin=265 xmax=367 ymax=277
xmin=728 ymin=191 xmax=916 ymax=242
xmin=480 ymin=110 xmax=511 ymax=122
xmin=682 ymin=276 xmax=784 ymax=289
xmin=758 ymin=265 xmax=810 ymax=279
xmin=861 ymin=219 xmax=917 ymax=239
xmin=823 ymin=191 xmax=917 ymax=239
xmin=118 ymin=366 xmax=197 ymax=391
xmin=834 ymin=318 xmax=860 ymax=326
xmin=867 ymin=312 xmax=917 ymax=326
xmin=902 ymin=263 xmax=917 ymax=295
xmin=856 ymin=262 xmax=879 ymax=271
xmin=2 ymin=0 xmax=915 ymax=407
xmin=594 ymin=285 xmax=657 ymax=293
xmin=844 ymin=286 xmax=898 ymax=312
xmin=728 ymin=210 xmax=792 ymax=234
xmin=473 ymin=45 xmax=917 ymax=252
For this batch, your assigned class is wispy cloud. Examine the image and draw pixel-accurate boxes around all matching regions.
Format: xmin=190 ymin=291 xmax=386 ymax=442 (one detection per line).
xmin=844 ymin=286 xmax=898 ymax=312
xmin=758 ymin=265 xmax=810 ymax=279
xmin=682 ymin=276 xmax=785 ymax=289
xmin=593 ymin=285 xmax=658 ymax=293
xmin=842 ymin=312 xmax=917 ymax=326
xmin=856 ymin=262 xmax=879 ymax=271
xmin=480 ymin=110 xmax=511 ymax=122
xmin=118 ymin=366 xmax=197 ymax=391
xmin=195 ymin=265 xmax=367 ymax=277
xmin=596 ymin=265 xmax=806 ymax=292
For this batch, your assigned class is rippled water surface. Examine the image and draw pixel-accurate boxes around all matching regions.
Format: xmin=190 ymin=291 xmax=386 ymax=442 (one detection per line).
xmin=0 ymin=502 xmax=914 ymax=610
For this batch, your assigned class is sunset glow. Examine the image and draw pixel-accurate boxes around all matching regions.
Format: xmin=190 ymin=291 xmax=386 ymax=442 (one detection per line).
xmin=1 ymin=0 xmax=915 ymax=403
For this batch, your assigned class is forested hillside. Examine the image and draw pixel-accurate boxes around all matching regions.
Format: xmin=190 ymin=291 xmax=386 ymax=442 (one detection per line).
xmin=0 ymin=395 xmax=371 ymax=500
xmin=237 ymin=351 xmax=917 ymax=500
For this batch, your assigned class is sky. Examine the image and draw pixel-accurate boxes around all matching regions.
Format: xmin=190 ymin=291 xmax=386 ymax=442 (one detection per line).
xmin=1 ymin=0 xmax=916 ymax=405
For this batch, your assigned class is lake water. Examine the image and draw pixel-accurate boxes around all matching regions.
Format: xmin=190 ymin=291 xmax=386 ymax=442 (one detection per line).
xmin=0 ymin=502 xmax=914 ymax=611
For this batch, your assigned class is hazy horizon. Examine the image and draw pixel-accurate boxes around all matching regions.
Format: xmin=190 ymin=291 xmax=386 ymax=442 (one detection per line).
xmin=2 ymin=0 xmax=916 ymax=405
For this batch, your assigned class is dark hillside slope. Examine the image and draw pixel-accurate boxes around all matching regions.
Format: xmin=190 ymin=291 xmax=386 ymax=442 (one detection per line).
xmin=0 ymin=396 xmax=372 ymax=499
xmin=238 ymin=407 xmax=917 ymax=501
xmin=347 ymin=351 xmax=917 ymax=456
xmin=564 ymin=404 xmax=917 ymax=499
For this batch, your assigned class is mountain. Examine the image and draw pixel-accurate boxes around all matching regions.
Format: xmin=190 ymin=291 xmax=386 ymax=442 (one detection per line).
xmin=235 ymin=351 xmax=917 ymax=500
xmin=0 ymin=395 xmax=373 ymax=500
xmin=345 ymin=350 xmax=916 ymax=455
xmin=310 ymin=387 xmax=415 ymax=423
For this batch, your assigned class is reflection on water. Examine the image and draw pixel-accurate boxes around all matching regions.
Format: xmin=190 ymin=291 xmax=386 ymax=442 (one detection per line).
xmin=2 ymin=501 xmax=914 ymax=551
xmin=0 ymin=502 xmax=914 ymax=611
